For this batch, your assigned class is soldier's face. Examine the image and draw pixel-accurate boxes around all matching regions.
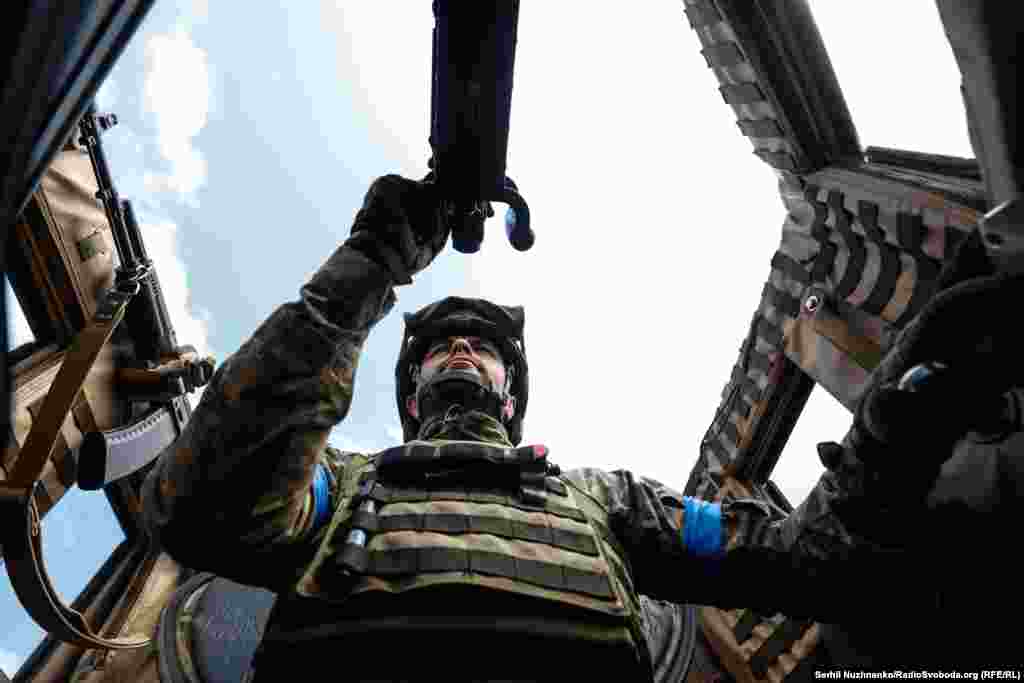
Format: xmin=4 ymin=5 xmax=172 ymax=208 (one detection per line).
xmin=407 ymin=336 xmax=515 ymax=420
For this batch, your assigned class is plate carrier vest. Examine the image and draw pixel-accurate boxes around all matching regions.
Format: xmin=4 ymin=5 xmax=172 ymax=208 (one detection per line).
xmin=260 ymin=440 xmax=652 ymax=680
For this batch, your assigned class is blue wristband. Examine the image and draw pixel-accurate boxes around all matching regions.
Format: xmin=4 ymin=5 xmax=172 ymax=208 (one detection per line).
xmin=311 ymin=463 xmax=332 ymax=532
xmin=682 ymin=497 xmax=724 ymax=559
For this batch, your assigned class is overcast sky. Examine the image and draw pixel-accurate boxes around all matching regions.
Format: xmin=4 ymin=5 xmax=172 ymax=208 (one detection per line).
xmin=2 ymin=1 xmax=972 ymax=674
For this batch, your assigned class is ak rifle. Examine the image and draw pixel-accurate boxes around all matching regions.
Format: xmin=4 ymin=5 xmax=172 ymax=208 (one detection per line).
xmin=0 ymin=104 xmax=212 ymax=651
xmin=75 ymin=105 xmax=214 ymax=491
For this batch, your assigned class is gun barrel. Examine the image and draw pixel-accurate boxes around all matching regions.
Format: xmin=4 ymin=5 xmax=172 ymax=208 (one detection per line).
xmin=78 ymin=106 xmax=179 ymax=363
xmin=122 ymin=200 xmax=178 ymax=357
xmin=430 ymin=1 xmax=520 ymax=200
xmin=80 ymin=109 xmax=138 ymax=268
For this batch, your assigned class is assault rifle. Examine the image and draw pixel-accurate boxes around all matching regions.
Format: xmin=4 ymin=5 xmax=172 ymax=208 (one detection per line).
xmin=425 ymin=0 xmax=534 ymax=255
xmin=0 ymin=103 xmax=212 ymax=651
xmin=75 ymin=105 xmax=214 ymax=490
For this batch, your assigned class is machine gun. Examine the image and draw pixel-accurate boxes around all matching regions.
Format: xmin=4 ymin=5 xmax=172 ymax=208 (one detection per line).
xmin=425 ymin=0 xmax=534 ymax=255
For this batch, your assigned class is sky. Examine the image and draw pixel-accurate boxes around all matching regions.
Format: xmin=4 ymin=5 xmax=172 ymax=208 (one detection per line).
xmin=2 ymin=1 xmax=973 ymax=675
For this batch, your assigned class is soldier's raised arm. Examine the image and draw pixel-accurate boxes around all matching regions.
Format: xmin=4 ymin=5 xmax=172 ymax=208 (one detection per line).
xmin=141 ymin=175 xmax=448 ymax=587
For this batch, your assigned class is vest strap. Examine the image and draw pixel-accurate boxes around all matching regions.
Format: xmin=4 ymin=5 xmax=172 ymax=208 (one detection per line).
xmin=367 ymin=484 xmax=585 ymax=521
xmin=0 ymin=280 xmax=149 ymax=650
xmin=350 ymin=547 xmax=615 ymax=599
xmin=338 ymin=512 xmax=598 ymax=556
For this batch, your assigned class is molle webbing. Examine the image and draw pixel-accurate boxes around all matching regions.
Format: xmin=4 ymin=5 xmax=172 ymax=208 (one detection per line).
xmin=342 ymin=509 xmax=598 ymax=555
xmin=332 ymin=474 xmax=615 ymax=600
xmin=316 ymin=442 xmax=632 ymax=609
xmin=363 ymin=481 xmax=580 ymax=519
xmin=340 ymin=546 xmax=615 ymax=599
xmin=288 ymin=443 xmax=649 ymax=679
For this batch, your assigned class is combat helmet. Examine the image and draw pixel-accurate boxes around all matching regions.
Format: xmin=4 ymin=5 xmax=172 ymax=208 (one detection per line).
xmin=395 ymin=297 xmax=528 ymax=445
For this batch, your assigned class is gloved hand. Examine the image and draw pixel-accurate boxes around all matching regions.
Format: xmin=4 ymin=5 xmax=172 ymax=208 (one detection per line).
xmin=344 ymin=174 xmax=448 ymax=285
xmin=822 ymin=229 xmax=1024 ymax=505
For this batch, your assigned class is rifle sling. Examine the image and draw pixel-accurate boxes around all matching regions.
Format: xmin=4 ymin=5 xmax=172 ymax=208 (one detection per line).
xmin=0 ymin=283 xmax=151 ymax=650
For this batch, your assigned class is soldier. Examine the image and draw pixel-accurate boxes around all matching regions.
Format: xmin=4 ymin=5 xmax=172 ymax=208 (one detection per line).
xmin=141 ymin=175 xmax=1011 ymax=680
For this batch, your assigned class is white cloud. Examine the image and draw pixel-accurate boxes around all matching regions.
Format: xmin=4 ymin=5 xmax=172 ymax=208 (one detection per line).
xmin=0 ymin=648 xmax=23 ymax=677
xmin=142 ymin=27 xmax=210 ymax=205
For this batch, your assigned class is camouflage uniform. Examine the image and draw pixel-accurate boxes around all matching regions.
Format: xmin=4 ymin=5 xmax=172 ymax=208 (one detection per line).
xmin=141 ymin=243 xmax=934 ymax=680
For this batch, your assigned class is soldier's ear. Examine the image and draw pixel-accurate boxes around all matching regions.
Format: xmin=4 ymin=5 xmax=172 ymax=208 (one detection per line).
xmin=406 ymin=396 xmax=419 ymax=419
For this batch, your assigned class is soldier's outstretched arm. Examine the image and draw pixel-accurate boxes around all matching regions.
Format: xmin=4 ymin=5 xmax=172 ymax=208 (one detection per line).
xmin=591 ymin=233 xmax=1024 ymax=622
xmin=569 ymin=467 xmax=938 ymax=625
xmin=141 ymin=175 xmax=447 ymax=589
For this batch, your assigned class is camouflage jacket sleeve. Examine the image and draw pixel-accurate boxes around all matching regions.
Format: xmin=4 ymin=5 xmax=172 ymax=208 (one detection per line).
xmin=141 ymin=245 xmax=394 ymax=589
xmin=567 ymin=467 xmax=935 ymax=624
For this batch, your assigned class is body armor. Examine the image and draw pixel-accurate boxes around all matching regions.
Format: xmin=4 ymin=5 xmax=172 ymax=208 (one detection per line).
xmin=256 ymin=440 xmax=652 ymax=681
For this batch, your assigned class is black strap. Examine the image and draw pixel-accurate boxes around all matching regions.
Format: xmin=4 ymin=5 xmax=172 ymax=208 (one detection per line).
xmin=732 ymin=608 xmax=760 ymax=643
xmin=764 ymin=284 xmax=802 ymax=319
xmin=683 ymin=1 xmax=721 ymax=28
xmin=756 ymin=315 xmax=784 ymax=347
xmin=368 ymin=485 xmax=587 ymax=522
xmin=738 ymin=118 xmax=783 ymax=139
xmin=805 ymin=186 xmax=836 ymax=285
xmin=858 ymin=201 xmax=902 ymax=316
xmin=771 ymin=252 xmax=810 ymax=287
xmin=747 ymin=350 xmax=774 ymax=375
xmin=830 ymin=191 xmax=866 ymax=302
xmin=895 ymin=213 xmax=940 ymax=327
xmin=703 ymin=434 xmax=731 ymax=468
xmin=377 ymin=442 xmax=549 ymax=473
xmin=719 ymin=82 xmax=764 ymax=105
xmin=857 ymin=200 xmax=885 ymax=243
xmin=701 ymin=42 xmax=744 ymax=68
xmin=355 ymin=513 xmax=599 ymax=556
xmin=731 ymin=365 xmax=762 ymax=403
xmin=733 ymin=396 xmax=752 ymax=419
xmin=749 ymin=618 xmax=813 ymax=677
xmin=353 ymin=547 xmax=615 ymax=599
xmin=720 ymin=420 xmax=741 ymax=449
xmin=897 ymin=210 xmax=925 ymax=252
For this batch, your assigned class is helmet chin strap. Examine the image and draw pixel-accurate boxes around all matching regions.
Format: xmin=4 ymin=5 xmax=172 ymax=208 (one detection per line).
xmin=415 ymin=368 xmax=507 ymax=429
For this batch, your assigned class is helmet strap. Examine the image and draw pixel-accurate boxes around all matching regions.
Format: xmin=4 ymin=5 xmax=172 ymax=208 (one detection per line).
xmin=414 ymin=368 xmax=507 ymax=430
